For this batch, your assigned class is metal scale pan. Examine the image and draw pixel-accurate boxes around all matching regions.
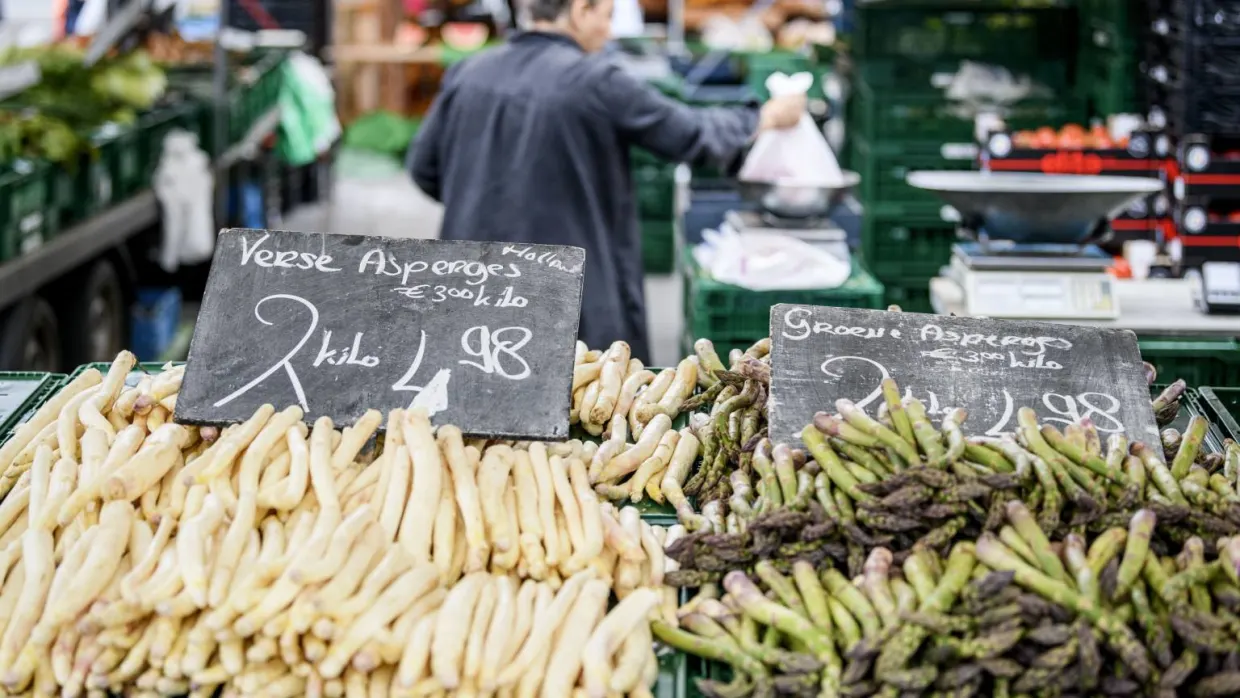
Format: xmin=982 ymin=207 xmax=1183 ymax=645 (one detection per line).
xmin=737 ymin=171 xmax=861 ymax=222
xmin=905 ymin=171 xmax=1165 ymax=245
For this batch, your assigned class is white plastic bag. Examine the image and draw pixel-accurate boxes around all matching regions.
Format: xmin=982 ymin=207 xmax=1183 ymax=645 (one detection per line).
xmin=739 ymin=72 xmax=845 ymax=185
xmin=693 ymin=227 xmax=850 ymax=291
xmin=153 ymin=131 xmax=215 ymax=272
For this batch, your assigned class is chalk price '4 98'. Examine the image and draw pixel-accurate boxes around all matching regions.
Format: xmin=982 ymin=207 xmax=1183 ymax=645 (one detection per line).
xmin=213 ymin=294 xmax=533 ymax=417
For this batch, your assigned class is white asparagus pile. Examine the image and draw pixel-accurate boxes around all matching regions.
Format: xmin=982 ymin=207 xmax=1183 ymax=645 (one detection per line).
xmin=573 ymin=342 xmax=703 ymax=508
xmin=571 ymin=342 xmax=697 ymax=439
xmin=397 ymin=571 xmax=665 ymax=698
xmin=0 ymin=352 xmax=683 ymax=698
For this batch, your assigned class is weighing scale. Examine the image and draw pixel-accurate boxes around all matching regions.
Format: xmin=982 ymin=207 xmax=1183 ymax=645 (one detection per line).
xmin=723 ymin=209 xmax=850 ymax=262
xmin=1194 ymin=262 xmax=1240 ymax=314
xmin=907 ymin=171 xmax=1165 ymax=320
xmin=727 ymin=170 xmax=860 ymax=263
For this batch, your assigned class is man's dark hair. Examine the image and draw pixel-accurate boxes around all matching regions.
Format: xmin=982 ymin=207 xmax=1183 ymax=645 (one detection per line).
xmin=526 ymin=0 xmax=587 ymax=21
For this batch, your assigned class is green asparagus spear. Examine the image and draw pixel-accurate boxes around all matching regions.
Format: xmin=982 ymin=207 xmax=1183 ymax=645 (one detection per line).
xmin=941 ymin=407 xmax=968 ymax=465
xmin=963 ymin=440 xmax=1014 ymax=473
xmin=772 ymin=443 xmax=800 ymax=505
xmin=755 ymin=561 xmax=809 ymax=619
xmin=902 ymin=396 xmax=948 ymax=467
xmin=821 ymin=568 xmax=881 ymax=638
xmin=880 ymin=378 xmax=917 ymax=449
xmin=814 ymin=412 xmax=881 ymax=449
xmin=724 ymin=571 xmax=836 ymax=664
xmin=837 ymin=399 xmax=921 ymax=466
xmin=830 ymin=436 xmax=894 ymax=479
xmin=1132 ymin=442 xmax=1188 ymax=506
xmin=1006 ymin=500 xmax=1070 ymax=583
xmin=1084 ymin=527 xmax=1127 ymax=578
xmin=1041 ymin=424 xmax=1127 ymax=485
xmin=1113 ymin=509 xmax=1156 ymax=602
xmin=652 ymin=619 xmax=768 ymax=678
xmin=802 ymin=426 xmax=871 ymax=504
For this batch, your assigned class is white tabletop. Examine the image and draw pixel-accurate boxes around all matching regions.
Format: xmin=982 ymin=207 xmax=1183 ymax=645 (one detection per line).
xmin=929 ymin=276 xmax=1240 ymax=338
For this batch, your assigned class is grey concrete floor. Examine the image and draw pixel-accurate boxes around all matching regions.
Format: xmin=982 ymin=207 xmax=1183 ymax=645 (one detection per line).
xmin=282 ymin=151 xmax=685 ymax=367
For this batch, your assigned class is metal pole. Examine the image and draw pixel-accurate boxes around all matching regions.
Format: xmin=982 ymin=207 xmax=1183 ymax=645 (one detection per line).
xmin=213 ymin=0 xmax=230 ymax=227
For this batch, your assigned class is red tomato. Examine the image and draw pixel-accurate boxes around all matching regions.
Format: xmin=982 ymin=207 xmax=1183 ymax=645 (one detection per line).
xmin=1032 ymin=127 xmax=1058 ymax=149
xmin=1057 ymin=132 xmax=1086 ymax=149
xmin=1090 ymin=125 xmax=1113 ymax=149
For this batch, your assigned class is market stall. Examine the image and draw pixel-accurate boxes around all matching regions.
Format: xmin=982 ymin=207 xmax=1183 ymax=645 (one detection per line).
xmin=0 ymin=212 xmax=1237 ymax=695
xmin=3 ymin=0 xmax=1240 ymax=693
xmin=0 ymin=297 xmax=1239 ymax=695
xmin=0 ymin=3 xmax=324 ymax=372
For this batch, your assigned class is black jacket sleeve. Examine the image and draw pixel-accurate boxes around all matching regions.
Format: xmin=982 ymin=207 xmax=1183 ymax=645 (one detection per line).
xmin=409 ymin=64 xmax=462 ymax=202
xmin=589 ymin=62 xmax=759 ymax=170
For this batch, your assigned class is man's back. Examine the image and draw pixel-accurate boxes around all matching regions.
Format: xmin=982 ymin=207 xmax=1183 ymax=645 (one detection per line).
xmin=410 ymin=29 xmax=762 ymax=359
xmin=415 ymin=32 xmax=636 ymax=254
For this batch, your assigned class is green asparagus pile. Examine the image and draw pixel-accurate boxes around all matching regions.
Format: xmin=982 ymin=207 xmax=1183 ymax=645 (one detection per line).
xmin=681 ymin=338 xmax=772 ymax=508
xmin=659 ymin=507 xmax=1240 ymax=698
xmin=665 ymin=374 xmax=1240 ymax=584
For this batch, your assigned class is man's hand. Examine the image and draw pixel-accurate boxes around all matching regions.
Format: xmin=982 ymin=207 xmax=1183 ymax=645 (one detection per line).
xmin=758 ymin=94 xmax=807 ymax=132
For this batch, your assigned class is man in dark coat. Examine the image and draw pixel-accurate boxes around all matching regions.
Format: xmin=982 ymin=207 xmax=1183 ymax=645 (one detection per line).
xmin=409 ymin=0 xmax=803 ymax=363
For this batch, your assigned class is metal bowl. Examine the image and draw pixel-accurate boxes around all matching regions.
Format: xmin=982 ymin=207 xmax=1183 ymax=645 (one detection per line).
xmin=906 ymin=171 xmax=1166 ymax=244
xmin=737 ymin=170 xmax=860 ymax=220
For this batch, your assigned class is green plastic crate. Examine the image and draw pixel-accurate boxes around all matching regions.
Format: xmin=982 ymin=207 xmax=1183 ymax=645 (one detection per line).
xmin=852 ymin=1 xmax=1075 ymax=64
xmin=634 ymin=156 xmax=676 ymax=219
xmin=682 ymin=254 xmax=885 ymax=345
xmin=1079 ymin=46 xmax=1140 ymax=115
xmin=883 ymin=281 xmax=936 ymax=314
xmin=1085 ymin=18 xmax=1140 ymax=53
xmin=93 ymin=123 xmax=144 ymax=203
xmin=138 ymin=101 xmax=206 ymax=184
xmin=0 ymin=161 xmax=58 ymax=262
xmin=1200 ymin=387 xmax=1240 ymax=443
xmin=230 ymin=51 xmax=286 ymax=144
xmin=861 ymin=213 xmax=958 ymax=282
xmin=642 ymin=218 xmax=676 ymax=275
xmin=849 ymin=76 xmax=1082 ymax=144
xmin=744 ymin=51 xmax=816 ymax=100
xmin=852 ymin=136 xmax=975 ymax=218
xmin=1078 ymin=0 xmax=1140 ymax=35
xmin=0 ymin=373 xmax=62 ymax=445
xmin=69 ymin=362 xmax=181 ymax=388
xmin=1138 ymin=338 xmax=1240 ymax=391
xmin=855 ymin=57 xmax=1069 ymax=92
xmin=1152 ymin=385 xmax=1230 ymax=455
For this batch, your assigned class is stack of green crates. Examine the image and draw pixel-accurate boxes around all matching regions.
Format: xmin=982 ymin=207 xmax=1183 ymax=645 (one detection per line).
xmin=847 ymin=0 xmax=1083 ymax=313
xmin=633 ymin=148 xmax=677 ymax=274
xmin=1077 ymin=0 xmax=1143 ymax=115
xmin=680 ymin=251 xmax=885 ymax=357
xmin=743 ymin=51 xmax=821 ymax=101
xmin=0 ymin=161 xmax=60 ymax=262
xmin=1139 ymin=337 xmax=1240 ymax=391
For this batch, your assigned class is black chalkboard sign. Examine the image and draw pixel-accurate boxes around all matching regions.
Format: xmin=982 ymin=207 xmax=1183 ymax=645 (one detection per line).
xmin=177 ymin=229 xmax=585 ymax=440
xmin=768 ymin=304 xmax=1159 ymax=449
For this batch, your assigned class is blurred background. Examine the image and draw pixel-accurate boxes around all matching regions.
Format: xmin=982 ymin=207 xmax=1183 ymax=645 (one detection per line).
xmin=1 ymin=0 xmax=1239 ymax=400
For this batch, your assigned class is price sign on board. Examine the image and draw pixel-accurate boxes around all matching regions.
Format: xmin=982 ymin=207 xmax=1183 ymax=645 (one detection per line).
xmin=177 ymin=229 xmax=585 ymax=439
xmin=768 ymin=304 xmax=1159 ymax=449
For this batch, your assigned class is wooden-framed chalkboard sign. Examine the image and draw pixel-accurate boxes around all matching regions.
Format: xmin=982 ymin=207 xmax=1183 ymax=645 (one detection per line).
xmin=177 ymin=229 xmax=585 ymax=440
xmin=768 ymin=304 xmax=1159 ymax=449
